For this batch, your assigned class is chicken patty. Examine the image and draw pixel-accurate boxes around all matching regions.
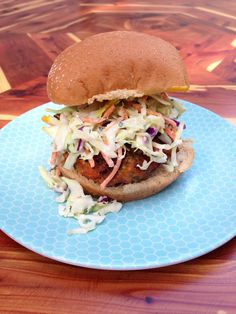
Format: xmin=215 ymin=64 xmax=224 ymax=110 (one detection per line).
xmin=74 ymin=148 xmax=159 ymax=187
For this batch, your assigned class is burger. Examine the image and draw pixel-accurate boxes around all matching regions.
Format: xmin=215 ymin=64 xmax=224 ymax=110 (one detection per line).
xmin=42 ymin=31 xmax=194 ymax=203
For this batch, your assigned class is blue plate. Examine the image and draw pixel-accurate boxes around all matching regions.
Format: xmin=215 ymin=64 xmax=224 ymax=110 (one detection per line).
xmin=0 ymin=100 xmax=236 ymax=270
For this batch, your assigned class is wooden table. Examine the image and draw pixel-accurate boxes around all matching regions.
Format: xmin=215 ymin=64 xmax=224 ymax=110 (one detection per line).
xmin=0 ymin=1 xmax=235 ymax=313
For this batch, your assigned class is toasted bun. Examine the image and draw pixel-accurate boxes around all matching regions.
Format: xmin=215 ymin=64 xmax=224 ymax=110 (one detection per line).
xmin=47 ymin=31 xmax=189 ymax=106
xmin=58 ymin=141 xmax=194 ymax=202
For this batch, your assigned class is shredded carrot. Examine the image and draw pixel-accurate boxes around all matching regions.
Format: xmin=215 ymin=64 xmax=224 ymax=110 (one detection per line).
xmin=172 ymin=129 xmax=176 ymax=140
xmin=101 ymin=152 xmax=114 ymax=168
xmin=104 ymin=121 xmax=116 ymax=132
xmin=103 ymin=118 xmax=122 ymax=147
xmin=88 ymin=158 xmax=95 ymax=168
xmin=103 ymin=104 xmax=115 ymax=119
xmin=50 ymin=152 xmax=58 ymax=165
xmin=42 ymin=115 xmax=53 ymax=125
xmin=103 ymin=137 xmax=109 ymax=145
xmin=104 ymin=117 xmax=123 ymax=133
xmin=55 ymin=167 xmax=62 ymax=177
xmin=161 ymin=92 xmax=168 ymax=100
xmin=82 ymin=117 xmax=105 ymax=124
xmin=131 ymin=103 xmax=141 ymax=112
xmin=83 ymin=149 xmax=95 ymax=168
xmin=100 ymin=148 xmax=123 ymax=189
xmin=164 ymin=117 xmax=177 ymax=140
xmin=165 ymin=127 xmax=176 ymax=141
xmin=147 ymin=109 xmax=162 ymax=117
xmin=164 ymin=117 xmax=177 ymax=129
xmin=120 ymin=106 xmax=128 ymax=119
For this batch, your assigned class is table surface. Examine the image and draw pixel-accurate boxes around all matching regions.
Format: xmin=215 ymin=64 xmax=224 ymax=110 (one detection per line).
xmin=0 ymin=1 xmax=235 ymax=313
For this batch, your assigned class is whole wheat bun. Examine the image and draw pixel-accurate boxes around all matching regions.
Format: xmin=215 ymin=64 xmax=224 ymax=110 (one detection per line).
xmin=47 ymin=31 xmax=189 ymax=106
xmin=59 ymin=141 xmax=194 ymax=202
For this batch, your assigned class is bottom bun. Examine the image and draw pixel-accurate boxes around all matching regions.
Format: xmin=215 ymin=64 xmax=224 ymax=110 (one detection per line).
xmin=59 ymin=140 xmax=194 ymax=202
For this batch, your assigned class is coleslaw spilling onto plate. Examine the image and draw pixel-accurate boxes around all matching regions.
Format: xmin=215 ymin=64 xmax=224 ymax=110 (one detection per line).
xmin=39 ymin=93 xmax=186 ymax=234
xmin=39 ymin=166 xmax=122 ymax=234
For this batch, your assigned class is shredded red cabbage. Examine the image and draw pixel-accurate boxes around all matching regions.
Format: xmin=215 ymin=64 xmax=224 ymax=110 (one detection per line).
xmin=77 ymin=139 xmax=84 ymax=151
xmin=98 ymin=196 xmax=109 ymax=203
xmin=77 ymin=127 xmax=85 ymax=151
xmin=174 ymin=120 xmax=186 ymax=129
xmin=146 ymin=127 xmax=158 ymax=138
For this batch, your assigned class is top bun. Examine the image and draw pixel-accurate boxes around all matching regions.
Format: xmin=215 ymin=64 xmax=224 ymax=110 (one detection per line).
xmin=47 ymin=31 xmax=189 ymax=106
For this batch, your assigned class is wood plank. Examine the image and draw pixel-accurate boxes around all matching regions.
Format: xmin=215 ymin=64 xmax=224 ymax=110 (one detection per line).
xmin=171 ymin=87 xmax=236 ymax=118
xmin=0 ymin=66 xmax=11 ymax=93
xmin=0 ymin=1 xmax=84 ymax=33
xmin=0 ymin=34 xmax=52 ymax=88
xmin=0 ymin=0 xmax=235 ymax=34
xmin=213 ymin=50 xmax=236 ymax=82
xmin=0 ymin=2 xmax=235 ymax=314
xmin=0 ymin=237 xmax=235 ymax=314
xmin=0 ymin=120 xmax=11 ymax=128
xmin=0 ymin=76 xmax=48 ymax=114
xmin=28 ymin=33 xmax=76 ymax=61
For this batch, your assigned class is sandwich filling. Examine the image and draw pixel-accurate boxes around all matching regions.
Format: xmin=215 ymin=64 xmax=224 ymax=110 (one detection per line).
xmin=42 ymin=93 xmax=186 ymax=189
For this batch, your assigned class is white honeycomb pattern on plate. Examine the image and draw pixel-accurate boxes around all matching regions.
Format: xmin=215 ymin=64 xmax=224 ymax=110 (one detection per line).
xmin=0 ymin=100 xmax=236 ymax=270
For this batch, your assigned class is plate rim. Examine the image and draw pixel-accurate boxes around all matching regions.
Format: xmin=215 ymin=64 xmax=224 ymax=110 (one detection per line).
xmin=1 ymin=226 xmax=235 ymax=271
xmin=1 ymin=99 xmax=236 ymax=270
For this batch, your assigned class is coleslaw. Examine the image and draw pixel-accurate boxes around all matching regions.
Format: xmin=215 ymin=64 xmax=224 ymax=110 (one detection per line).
xmin=40 ymin=93 xmax=186 ymax=234
xmin=42 ymin=93 xmax=186 ymax=187
xmin=39 ymin=166 xmax=122 ymax=234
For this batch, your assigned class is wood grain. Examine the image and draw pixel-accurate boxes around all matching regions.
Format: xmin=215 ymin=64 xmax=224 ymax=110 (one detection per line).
xmin=0 ymin=232 xmax=236 ymax=314
xmin=0 ymin=1 xmax=236 ymax=313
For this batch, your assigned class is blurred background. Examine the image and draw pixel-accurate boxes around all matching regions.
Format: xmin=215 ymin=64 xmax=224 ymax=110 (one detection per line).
xmin=1 ymin=2 xmax=236 ymax=313
xmin=0 ymin=0 xmax=235 ymax=128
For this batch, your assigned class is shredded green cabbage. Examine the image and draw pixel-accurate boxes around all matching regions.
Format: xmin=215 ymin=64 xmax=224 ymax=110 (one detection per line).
xmin=42 ymin=94 xmax=186 ymax=181
xmin=40 ymin=94 xmax=187 ymax=234
xmin=46 ymin=107 xmax=77 ymax=114
xmin=39 ymin=168 xmax=123 ymax=234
